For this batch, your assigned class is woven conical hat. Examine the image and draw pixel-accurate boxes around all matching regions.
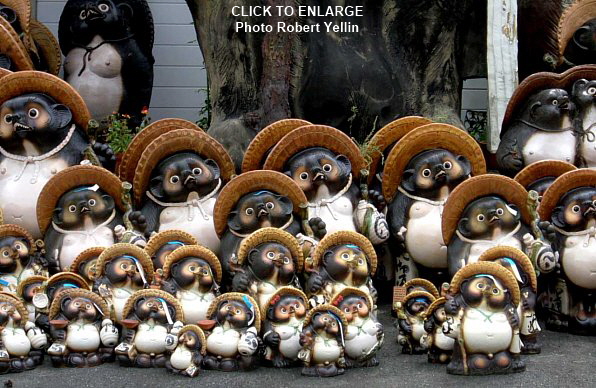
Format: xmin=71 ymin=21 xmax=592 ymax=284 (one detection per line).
xmin=0 ymin=224 xmax=35 ymax=251
xmin=144 ymin=230 xmax=198 ymax=259
xmin=213 ymin=170 xmax=307 ymax=237
xmin=449 ymin=261 xmax=520 ymax=306
xmin=117 ymin=118 xmax=203 ymax=181
xmin=0 ymin=70 xmax=90 ymax=129
xmin=557 ymin=0 xmax=596 ymax=64
xmin=310 ymin=231 xmax=377 ymax=275
xmin=263 ymin=125 xmax=367 ymax=179
xmin=28 ymin=20 xmax=61 ymax=75
xmin=423 ymin=297 xmax=447 ymax=318
xmin=367 ymin=116 xmax=432 ymax=182
xmin=0 ymin=293 xmax=28 ymax=324
xmin=132 ymin=128 xmax=235 ymax=205
xmin=177 ymin=324 xmax=207 ymax=355
xmin=45 ymin=272 xmax=90 ymax=294
xmin=261 ymin=286 xmax=308 ymax=317
xmin=206 ymin=293 xmax=261 ymax=332
xmin=16 ymin=275 xmax=46 ymax=298
xmin=514 ymin=160 xmax=577 ymax=189
xmin=236 ymin=227 xmax=303 ymax=271
xmin=539 ymin=169 xmax=596 ymax=221
xmin=303 ymin=304 xmax=348 ymax=334
xmin=382 ymin=123 xmax=486 ymax=201
xmin=478 ymin=246 xmax=538 ymax=292
xmin=95 ymin=243 xmax=154 ymax=284
xmin=404 ymin=278 xmax=440 ymax=299
xmin=162 ymin=245 xmax=222 ymax=283
xmin=402 ymin=291 xmax=436 ymax=308
xmin=442 ymin=174 xmax=531 ymax=243
xmin=68 ymin=246 xmax=105 ymax=279
xmin=242 ymin=119 xmax=312 ymax=173
xmin=1 ymin=0 xmax=30 ymax=35
xmin=0 ymin=67 xmax=11 ymax=78
xmin=49 ymin=288 xmax=109 ymax=320
xmin=0 ymin=18 xmax=34 ymax=70
xmin=121 ymin=289 xmax=183 ymax=322
xmin=330 ymin=286 xmax=374 ymax=311
xmin=36 ymin=165 xmax=125 ymax=234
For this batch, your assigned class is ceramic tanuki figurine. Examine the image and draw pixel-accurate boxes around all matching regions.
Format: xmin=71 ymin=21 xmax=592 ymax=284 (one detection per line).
xmin=115 ymin=289 xmax=184 ymax=368
xmin=572 ymin=77 xmax=596 ymax=167
xmin=403 ymin=278 xmax=441 ymax=299
xmin=330 ymin=288 xmax=383 ymax=368
xmin=47 ymin=288 xmax=118 ymax=367
xmin=202 ymin=293 xmax=261 ymax=372
xmin=263 ymin=124 xmax=389 ymax=244
xmin=143 ymin=229 xmax=197 ymax=272
xmin=92 ymin=243 xmax=153 ymax=322
xmin=231 ymin=227 xmax=303 ymax=312
xmin=539 ymin=169 xmax=596 ymax=335
xmin=383 ymin=124 xmax=486 ymax=284
xmin=16 ymin=275 xmax=47 ymax=324
xmin=68 ymin=246 xmax=104 ymax=284
xmin=160 ymin=245 xmax=222 ymax=324
xmin=395 ymin=291 xmax=435 ymax=355
xmin=478 ymin=247 xmax=541 ymax=354
xmin=443 ymin=262 xmax=524 ymax=375
xmin=514 ymin=160 xmax=577 ymax=201
xmin=420 ymin=297 xmax=454 ymax=364
xmin=166 ymin=324 xmax=206 ymax=377
xmin=261 ymin=287 xmax=308 ymax=368
xmin=298 ymin=304 xmax=347 ymax=377
xmin=305 ymin=231 xmax=378 ymax=307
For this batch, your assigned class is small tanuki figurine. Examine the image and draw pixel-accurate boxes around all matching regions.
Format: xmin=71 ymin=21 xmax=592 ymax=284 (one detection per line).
xmin=68 ymin=246 xmax=105 ymax=284
xmin=231 ymin=227 xmax=303 ymax=312
xmin=395 ymin=291 xmax=435 ymax=355
xmin=93 ymin=243 xmax=153 ymax=322
xmin=305 ymin=231 xmax=378 ymax=307
xmin=16 ymin=275 xmax=47 ymax=323
xmin=261 ymin=287 xmax=309 ymax=368
xmin=202 ymin=293 xmax=261 ymax=372
xmin=478 ymin=246 xmax=541 ymax=354
xmin=330 ymin=287 xmax=383 ymax=368
xmin=443 ymin=261 xmax=524 ymax=375
xmin=47 ymin=288 xmax=118 ymax=367
xmin=263 ymin=124 xmax=389 ymax=244
xmin=420 ymin=297 xmax=454 ymax=364
xmin=166 ymin=324 xmax=206 ymax=377
xmin=383 ymin=124 xmax=486 ymax=284
xmin=514 ymin=160 xmax=577 ymax=200
xmin=0 ymin=293 xmax=46 ymax=374
xmin=143 ymin=229 xmax=197 ymax=272
xmin=160 ymin=245 xmax=222 ymax=324
xmin=572 ymin=76 xmax=596 ymax=167
xmin=403 ymin=278 xmax=441 ymax=299
xmin=297 ymin=304 xmax=347 ymax=377
xmin=115 ymin=289 xmax=184 ymax=368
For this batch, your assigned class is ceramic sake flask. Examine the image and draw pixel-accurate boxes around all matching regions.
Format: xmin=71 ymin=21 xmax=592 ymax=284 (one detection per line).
xmin=160 ymin=244 xmax=222 ymax=324
xmin=115 ymin=289 xmax=184 ymax=368
xmin=47 ymin=288 xmax=117 ymax=367
xmin=443 ymin=262 xmax=524 ymax=375
xmin=420 ymin=297 xmax=454 ymax=364
xmin=231 ymin=227 xmax=303 ymax=312
xmin=68 ymin=246 xmax=105 ymax=284
xmin=297 ymin=304 xmax=347 ymax=377
xmin=478 ymin=246 xmax=541 ymax=353
xmin=514 ymin=160 xmax=577 ymax=201
xmin=383 ymin=124 xmax=487 ymax=285
xmin=539 ymin=169 xmax=596 ymax=335
xmin=16 ymin=275 xmax=47 ymax=324
xmin=330 ymin=287 xmax=383 ymax=368
xmin=395 ymin=291 xmax=435 ymax=355
xmin=143 ymin=229 xmax=198 ymax=272
xmin=165 ymin=324 xmax=206 ymax=377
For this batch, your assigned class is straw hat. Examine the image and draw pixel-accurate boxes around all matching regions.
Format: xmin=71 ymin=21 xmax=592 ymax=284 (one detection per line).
xmin=330 ymin=286 xmax=374 ymax=311
xmin=131 ymin=128 xmax=235 ymax=205
xmin=49 ymin=288 xmax=109 ymax=320
xmin=16 ymin=275 xmax=47 ymax=298
xmin=121 ymin=289 xmax=183 ymax=322
xmin=213 ymin=170 xmax=308 ymax=237
xmin=177 ymin=325 xmax=207 ymax=355
xmin=0 ymin=70 xmax=90 ymax=129
xmin=0 ymin=224 xmax=35 ymax=252
xmin=261 ymin=286 xmax=308 ymax=317
xmin=1 ymin=0 xmax=31 ymax=35
xmin=28 ymin=20 xmax=61 ymax=76
xmin=0 ymin=68 xmax=11 ymax=78
xmin=0 ymin=18 xmax=34 ymax=70
xmin=403 ymin=278 xmax=440 ymax=299
xmin=206 ymin=293 xmax=261 ymax=332
xmin=68 ymin=246 xmax=105 ymax=279
xmin=539 ymin=169 xmax=596 ymax=221
xmin=478 ymin=246 xmax=538 ymax=292
xmin=557 ymin=0 xmax=596 ymax=65
xmin=402 ymin=291 xmax=436 ymax=308
xmin=0 ymin=293 xmax=28 ymax=324
xmin=310 ymin=231 xmax=377 ymax=275
xmin=449 ymin=261 xmax=521 ymax=306
xmin=423 ymin=297 xmax=447 ymax=319
xmin=514 ymin=160 xmax=577 ymax=189
xmin=44 ymin=272 xmax=91 ymax=299
xmin=382 ymin=123 xmax=487 ymax=201
xmin=367 ymin=116 xmax=433 ymax=182
xmin=242 ymin=119 xmax=312 ymax=173
xmin=162 ymin=245 xmax=222 ymax=283
xmin=36 ymin=165 xmax=125 ymax=234
xmin=95 ymin=243 xmax=154 ymax=284
xmin=263 ymin=125 xmax=367 ymax=179
xmin=303 ymin=304 xmax=348 ymax=335
xmin=441 ymin=174 xmax=531 ymax=243
xmin=117 ymin=118 xmax=203 ymax=181
xmin=144 ymin=230 xmax=198 ymax=259
xmin=236 ymin=228 xmax=303 ymax=271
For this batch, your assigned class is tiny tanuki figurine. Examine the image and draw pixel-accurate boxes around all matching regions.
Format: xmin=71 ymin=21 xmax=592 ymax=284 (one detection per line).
xmin=539 ymin=169 xmax=596 ymax=335
xmin=58 ymin=0 xmax=154 ymax=123
xmin=165 ymin=324 xmax=206 ymax=377
xmin=16 ymin=275 xmax=47 ymax=323
xmin=143 ymin=229 xmax=197 ymax=272
xmin=330 ymin=287 xmax=383 ymax=368
xmin=420 ymin=297 xmax=454 ymax=364
xmin=160 ymin=244 xmax=222 ymax=324
xmin=115 ymin=289 xmax=184 ymax=368
xmin=305 ymin=231 xmax=378 ymax=307
xmin=263 ymin=124 xmax=389 ymax=244
xmin=402 ymin=278 xmax=441 ymax=299
xmin=68 ymin=246 xmax=105 ymax=284
xmin=443 ymin=262 xmax=524 ymax=375
xmin=478 ymin=246 xmax=541 ymax=354
xmin=572 ymin=76 xmax=596 ymax=167
xmin=93 ymin=243 xmax=153 ymax=322
xmin=47 ymin=288 xmax=118 ymax=367
xmin=514 ymin=160 xmax=577 ymax=200
xmin=202 ymin=293 xmax=261 ymax=372
xmin=231 ymin=227 xmax=303 ymax=312
xmin=0 ymin=224 xmax=48 ymax=293
xmin=383 ymin=124 xmax=486 ymax=284
xmin=0 ymin=19 xmax=34 ymax=71
xmin=261 ymin=287 xmax=308 ymax=368
xmin=395 ymin=291 xmax=435 ymax=355
xmin=298 ymin=304 xmax=347 ymax=377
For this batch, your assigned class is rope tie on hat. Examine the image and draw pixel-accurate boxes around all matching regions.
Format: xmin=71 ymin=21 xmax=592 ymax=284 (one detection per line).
xmin=455 ymin=222 xmax=521 ymax=245
xmin=307 ymin=174 xmax=352 ymax=220
xmin=145 ymin=179 xmax=221 ymax=221
xmin=553 ymin=225 xmax=596 ymax=248
xmin=72 ymin=34 xmax=134 ymax=76
xmin=51 ymin=209 xmax=116 ymax=237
